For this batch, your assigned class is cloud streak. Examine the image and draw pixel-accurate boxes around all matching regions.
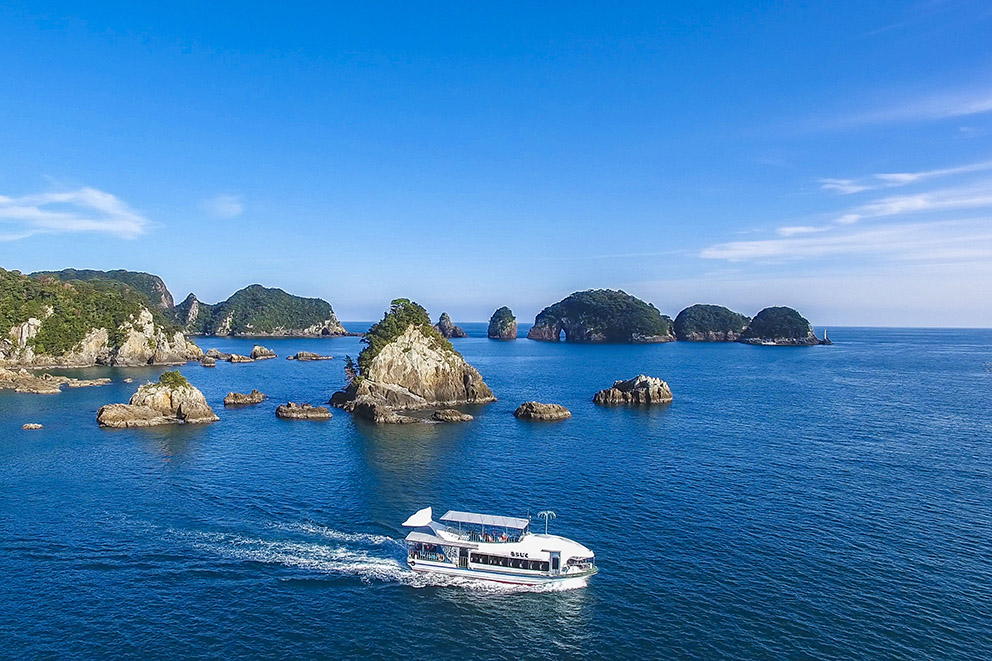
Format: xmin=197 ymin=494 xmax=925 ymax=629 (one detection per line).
xmin=0 ymin=187 xmax=152 ymax=241
xmin=203 ymin=194 xmax=243 ymax=219
xmin=820 ymin=160 xmax=992 ymax=194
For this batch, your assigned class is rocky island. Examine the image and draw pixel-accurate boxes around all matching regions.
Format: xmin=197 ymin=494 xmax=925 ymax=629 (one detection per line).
xmin=487 ymin=307 xmax=517 ymax=340
xmin=0 ymin=367 xmax=111 ymax=394
xmin=97 ymin=371 xmax=219 ymax=428
xmin=433 ymin=312 xmax=467 ymax=338
xmin=739 ymin=307 xmax=830 ymax=346
xmin=514 ymin=402 xmax=571 ymax=421
xmin=674 ymin=304 xmax=751 ymax=341
xmin=593 ymin=375 xmax=673 ymax=405
xmin=0 ymin=268 xmax=202 ymax=368
xmin=330 ymin=299 xmax=495 ymax=423
xmin=173 ymin=285 xmax=348 ymax=337
xmin=527 ymin=289 xmax=675 ymax=343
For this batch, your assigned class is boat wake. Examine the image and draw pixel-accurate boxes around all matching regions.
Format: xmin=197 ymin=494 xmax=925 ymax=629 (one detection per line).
xmin=170 ymin=523 xmax=588 ymax=593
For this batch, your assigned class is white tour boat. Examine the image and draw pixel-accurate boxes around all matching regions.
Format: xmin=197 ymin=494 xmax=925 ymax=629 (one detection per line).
xmin=402 ymin=506 xmax=597 ymax=586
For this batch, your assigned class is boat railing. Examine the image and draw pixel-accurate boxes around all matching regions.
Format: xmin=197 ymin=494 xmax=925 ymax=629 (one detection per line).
xmin=445 ymin=526 xmax=523 ymax=544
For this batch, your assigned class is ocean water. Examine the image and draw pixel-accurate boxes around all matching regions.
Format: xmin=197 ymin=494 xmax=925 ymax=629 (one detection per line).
xmin=1 ymin=326 xmax=991 ymax=659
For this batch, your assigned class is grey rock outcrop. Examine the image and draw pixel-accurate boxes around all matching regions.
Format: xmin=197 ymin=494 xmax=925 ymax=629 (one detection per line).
xmin=513 ymin=401 xmax=571 ymax=421
xmin=204 ymin=348 xmax=231 ymax=360
xmin=433 ymin=313 xmax=467 ymax=338
xmin=227 ymin=354 xmax=254 ymax=363
xmin=22 ymin=423 xmax=43 ymax=430
xmin=432 ymin=408 xmax=474 ymax=422
xmin=593 ymin=375 xmax=673 ymax=405
xmin=287 ymin=351 xmax=333 ymax=361
xmin=200 ymin=356 xmax=216 ymax=367
xmin=276 ymin=402 xmax=332 ymax=420
xmin=224 ymin=389 xmax=267 ymax=406
xmin=487 ymin=307 xmax=517 ymax=340
xmin=97 ymin=374 xmax=219 ymax=428
xmin=250 ymin=345 xmax=277 ymax=360
xmin=330 ymin=324 xmax=495 ymax=423
xmin=0 ymin=367 xmax=112 ymax=394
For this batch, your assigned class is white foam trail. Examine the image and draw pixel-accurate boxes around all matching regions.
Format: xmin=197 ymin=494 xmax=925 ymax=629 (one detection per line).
xmin=170 ymin=526 xmax=589 ymax=593
xmin=269 ymin=521 xmax=395 ymax=546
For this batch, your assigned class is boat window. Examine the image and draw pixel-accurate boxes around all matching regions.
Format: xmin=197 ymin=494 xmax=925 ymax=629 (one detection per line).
xmin=552 ymin=557 xmax=559 ymax=570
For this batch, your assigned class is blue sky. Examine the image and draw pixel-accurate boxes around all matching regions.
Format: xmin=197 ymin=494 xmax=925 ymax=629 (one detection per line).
xmin=1 ymin=1 xmax=991 ymax=326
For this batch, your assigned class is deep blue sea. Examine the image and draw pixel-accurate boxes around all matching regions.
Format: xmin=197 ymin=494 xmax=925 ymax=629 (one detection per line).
xmin=1 ymin=325 xmax=991 ymax=659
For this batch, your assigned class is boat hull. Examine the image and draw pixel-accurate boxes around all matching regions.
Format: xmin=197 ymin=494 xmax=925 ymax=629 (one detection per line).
xmin=408 ymin=559 xmax=597 ymax=586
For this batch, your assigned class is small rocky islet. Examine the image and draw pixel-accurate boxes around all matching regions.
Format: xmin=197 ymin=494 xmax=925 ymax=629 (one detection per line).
xmin=593 ymin=375 xmax=673 ymax=406
xmin=433 ymin=313 xmax=467 ymax=338
xmin=96 ymin=371 xmax=219 ymax=428
xmin=487 ymin=307 xmax=517 ymax=340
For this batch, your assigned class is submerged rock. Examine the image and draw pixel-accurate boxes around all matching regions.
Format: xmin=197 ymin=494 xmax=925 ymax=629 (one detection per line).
xmin=97 ymin=371 xmax=219 ymax=428
xmin=287 ymin=351 xmax=333 ymax=361
xmin=432 ymin=408 xmax=474 ymax=422
xmin=22 ymin=423 xmax=43 ymax=430
xmin=433 ymin=313 xmax=467 ymax=338
xmin=275 ymin=402 xmax=332 ymax=420
xmin=593 ymin=375 xmax=673 ymax=405
xmin=513 ymin=401 xmax=571 ymax=421
xmin=224 ymin=389 xmax=267 ymax=406
xmin=250 ymin=345 xmax=277 ymax=360
xmin=487 ymin=307 xmax=517 ymax=340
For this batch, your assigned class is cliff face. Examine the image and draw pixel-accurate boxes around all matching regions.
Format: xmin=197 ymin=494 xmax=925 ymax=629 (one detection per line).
xmin=173 ymin=285 xmax=347 ymax=337
xmin=739 ymin=307 xmax=826 ymax=346
xmin=487 ymin=306 xmax=517 ymax=340
xmin=0 ymin=268 xmax=200 ymax=368
xmin=673 ymin=304 xmax=751 ymax=342
xmin=527 ymin=289 xmax=674 ymax=343
xmin=0 ymin=307 xmax=202 ymax=368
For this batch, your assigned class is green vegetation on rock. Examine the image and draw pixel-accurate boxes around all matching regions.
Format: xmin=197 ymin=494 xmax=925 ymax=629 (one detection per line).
xmin=673 ymin=304 xmax=750 ymax=341
xmin=176 ymin=285 xmax=343 ymax=336
xmin=32 ymin=268 xmax=175 ymax=309
xmin=528 ymin=289 xmax=673 ymax=342
xmin=357 ymin=298 xmax=453 ymax=375
xmin=740 ymin=306 xmax=814 ymax=342
xmin=0 ymin=268 xmax=176 ymax=357
xmin=158 ymin=370 xmax=189 ymax=389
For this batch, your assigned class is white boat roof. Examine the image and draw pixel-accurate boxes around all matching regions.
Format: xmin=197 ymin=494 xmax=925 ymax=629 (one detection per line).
xmin=405 ymin=530 xmax=478 ymax=549
xmin=440 ymin=510 xmax=530 ymax=530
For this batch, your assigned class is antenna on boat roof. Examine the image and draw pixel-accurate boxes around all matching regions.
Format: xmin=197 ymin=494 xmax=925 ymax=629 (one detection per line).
xmin=537 ymin=510 xmax=557 ymax=535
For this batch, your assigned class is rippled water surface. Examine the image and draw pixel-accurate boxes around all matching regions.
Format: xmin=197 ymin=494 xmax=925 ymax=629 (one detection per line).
xmin=1 ymin=326 xmax=991 ymax=659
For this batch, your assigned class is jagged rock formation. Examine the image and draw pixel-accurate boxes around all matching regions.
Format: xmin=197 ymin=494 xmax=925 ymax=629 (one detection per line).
xmin=433 ymin=313 xmax=467 ymax=338
xmin=204 ymin=349 xmax=231 ymax=360
xmin=173 ymin=285 xmax=348 ymax=337
xmin=487 ymin=307 xmax=517 ymax=340
xmin=224 ymin=389 xmax=267 ymax=406
xmin=527 ymin=289 xmax=674 ymax=343
xmin=739 ymin=307 xmax=829 ymax=346
xmin=331 ymin=299 xmax=495 ymax=423
xmin=275 ymin=402 xmax=332 ymax=420
xmin=250 ymin=345 xmax=277 ymax=360
xmin=432 ymin=409 xmax=474 ymax=422
xmin=513 ymin=402 xmax=571 ymax=421
xmin=227 ymin=354 xmax=253 ymax=363
xmin=32 ymin=269 xmax=175 ymax=310
xmin=593 ymin=375 xmax=673 ymax=405
xmin=673 ymin=304 xmax=751 ymax=342
xmin=0 ymin=368 xmax=111 ymax=394
xmin=23 ymin=423 xmax=43 ymax=430
xmin=97 ymin=371 xmax=219 ymax=428
xmin=287 ymin=351 xmax=333 ymax=361
xmin=200 ymin=356 xmax=216 ymax=367
xmin=0 ymin=271 xmax=202 ymax=368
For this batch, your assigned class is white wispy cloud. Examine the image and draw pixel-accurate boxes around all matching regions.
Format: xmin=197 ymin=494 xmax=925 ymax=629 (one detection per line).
xmin=701 ymin=220 xmax=992 ymax=262
xmin=830 ymin=88 xmax=992 ymax=128
xmin=203 ymin=194 xmax=243 ymax=219
xmin=820 ymin=160 xmax=992 ymax=194
xmin=0 ymin=187 xmax=151 ymax=241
